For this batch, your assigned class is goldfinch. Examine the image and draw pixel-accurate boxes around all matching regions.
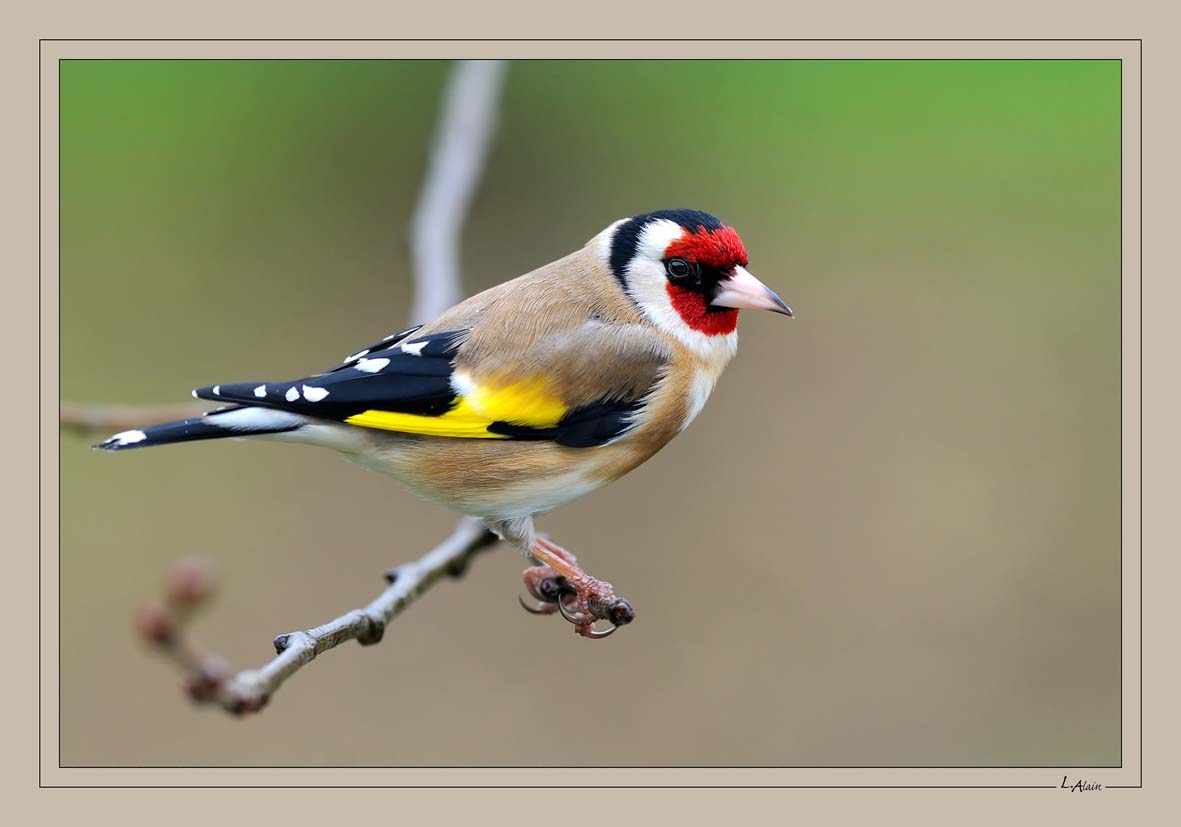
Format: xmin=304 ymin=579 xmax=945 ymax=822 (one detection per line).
xmin=98 ymin=209 xmax=793 ymax=638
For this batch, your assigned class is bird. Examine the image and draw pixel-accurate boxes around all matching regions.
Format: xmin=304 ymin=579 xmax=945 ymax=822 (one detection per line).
xmin=97 ymin=209 xmax=793 ymax=638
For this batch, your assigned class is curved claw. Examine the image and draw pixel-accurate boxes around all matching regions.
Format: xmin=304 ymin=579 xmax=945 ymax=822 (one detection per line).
xmin=577 ymin=623 xmax=617 ymax=639
xmin=557 ymin=593 xmax=621 ymax=639
xmin=557 ymin=592 xmax=591 ymax=626
xmin=518 ymin=594 xmax=557 ymax=615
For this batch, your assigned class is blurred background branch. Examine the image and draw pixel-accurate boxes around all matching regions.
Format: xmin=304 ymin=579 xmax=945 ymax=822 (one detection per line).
xmin=410 ymin=59 xmax=507 ymax=324
xmin=62 ymin=59 xmax=510 ymax=714
xmin=59 ymin=59 xmax=509 ymax=438
xmin=59 ymin=402 xmax=205 ymax=435
xmin=137 ymin=518 xmax=498 ymax=715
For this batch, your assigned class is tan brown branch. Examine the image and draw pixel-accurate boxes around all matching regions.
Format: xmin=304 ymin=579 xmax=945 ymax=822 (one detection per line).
xmin=59 ymin=402 xmax=205 ymax=436
xmin=72 ymin=59 xmax=511 ymax=716
xmin=137 ymin=517 xmax=499 ymax=715
xmin=409 ymin=59 xmax=507 ymax=323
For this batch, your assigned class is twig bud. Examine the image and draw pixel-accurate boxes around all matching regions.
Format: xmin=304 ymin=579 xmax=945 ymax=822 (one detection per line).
xmin=166 ymin=556 xmax=217 ymax=608
xmin=135 ymin=604 xmax=176 ymax=645
xmin=182 ymin=655 xmax=230 ymax=702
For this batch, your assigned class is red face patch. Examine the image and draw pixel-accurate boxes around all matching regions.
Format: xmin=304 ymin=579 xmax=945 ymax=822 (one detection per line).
xmin=662 ymin=225 xmax=747 ymax=336
xmin=663 ymin=225 xmax=748 ymax=270
xmin=665 ymin=284 xmax=739 ymax=335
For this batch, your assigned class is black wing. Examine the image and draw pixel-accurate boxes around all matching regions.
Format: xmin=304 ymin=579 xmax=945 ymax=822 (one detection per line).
xmin=194 ymin=330 xmax=465 ymax=420
xmin=193 ymin=324 xmax=664 ymax=448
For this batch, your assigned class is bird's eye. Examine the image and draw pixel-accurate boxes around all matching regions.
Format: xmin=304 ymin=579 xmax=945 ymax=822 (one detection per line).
xmin=665 ymin=257 xmax=693 ymax=281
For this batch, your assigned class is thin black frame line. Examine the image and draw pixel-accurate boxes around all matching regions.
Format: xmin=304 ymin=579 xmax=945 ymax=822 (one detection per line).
xmin=45 ymin=50 xmax=1136 ymax=778
xmin=43 ymin=58 xmax=1136 ymax=778
xmin=53 ymin=59 xmax=1124 ymax=62
xmin=38 ymin=37 xmax=1144 ymax=43
xmin=37 ymin=36 xmax=43 ymax=791
xmin=56 ymin=54 xmax=63 ymax=779
xmin=1137 ymin=37 xmax=1144 ymax=791
xmin=62 ymin=760 xmax=1124 ymax=770
xmin=52 ymin=58 xmax=1128 ymax=61
xmin=41 ymin=785 xmax=1062 ymax=790
xmin=41 ymin=43 xmax=1142 ymax=786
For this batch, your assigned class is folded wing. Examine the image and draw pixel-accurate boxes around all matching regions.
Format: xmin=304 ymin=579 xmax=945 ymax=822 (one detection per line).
xmin=194 ymin=322 xmax=670 ymax=448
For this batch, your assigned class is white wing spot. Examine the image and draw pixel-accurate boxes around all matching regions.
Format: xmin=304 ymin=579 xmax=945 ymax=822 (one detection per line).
xmin=302 ymin=385 xmax=329 ymax=402
xmin=191 ymin=390 xmax=198 ymax=399
xmin=212 ymin=385 xmax=221 ymax=396
xmin=111 ymin=429 xmax=147 ymax=446
xmin=253 ymin=385 xmax=267 ymax=398
xmin=343 ymin=349 xmax=369 ymax=364
xmin=285 ymin=386 xmax=300 ymax=402
xmin=450 ymin=371 xmax=476 ymax=396
xmin=354 ymin=357 xmax=390 ymax=374
xmin=400 ymin=340 xmax=427 ymax=356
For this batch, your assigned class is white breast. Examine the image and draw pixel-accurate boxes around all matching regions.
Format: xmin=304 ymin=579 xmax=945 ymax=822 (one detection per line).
xmin=677 ymin=329 xmax=737 ymax=431
xmin=681 ymin=369 xmax=719 ymax=431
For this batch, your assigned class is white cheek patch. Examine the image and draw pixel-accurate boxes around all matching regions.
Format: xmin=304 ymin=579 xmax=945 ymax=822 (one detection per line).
xmin=625 ymin=220 xmax=683 ymax=329
xmin=635 ymin=219 xmax=686 ymax=263
xmin=623 ymin=221 xmax=718 ymax=357
xmin=621 ymin=219 xmax=741 ymax=363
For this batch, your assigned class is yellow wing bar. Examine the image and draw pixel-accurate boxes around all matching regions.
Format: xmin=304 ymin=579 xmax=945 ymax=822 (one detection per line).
xmin=344 ymin=377 xmax=567 ymax=438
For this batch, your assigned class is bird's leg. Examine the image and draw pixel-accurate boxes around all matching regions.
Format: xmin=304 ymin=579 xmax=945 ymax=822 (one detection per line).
xmin=520 ymin=539 xmax=583 ymax=615
xmin=522 ymin=536 xmax=636 ymax=639
xmin=519 ymin=551 xmax=566 ymax=616
xmin=491 ymin=516 xmax=635 ymax=639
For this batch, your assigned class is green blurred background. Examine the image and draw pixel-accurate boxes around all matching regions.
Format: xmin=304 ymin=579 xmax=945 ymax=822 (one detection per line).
xmin=59 ymin=60 xmax=1121 ymax=766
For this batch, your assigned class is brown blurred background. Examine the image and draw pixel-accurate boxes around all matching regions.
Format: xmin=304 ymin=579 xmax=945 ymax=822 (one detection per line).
xmin=59 ymin=59 xmax=1120 ymax=766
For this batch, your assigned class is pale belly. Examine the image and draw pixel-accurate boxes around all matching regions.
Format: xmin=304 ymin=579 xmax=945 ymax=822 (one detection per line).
xmin=334 ymin=429 xmax=634 ymax=520
xmin=276 ymin=348 xmax=724 ymax=519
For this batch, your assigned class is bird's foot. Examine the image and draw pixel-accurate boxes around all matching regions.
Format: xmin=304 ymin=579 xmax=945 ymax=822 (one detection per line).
xmin=519 ymin=564 xmax=564 ymax=616
xmin=556 ymin=576 xmax=636 ymax=639
xmin=518 ymin=537 xmax=635 ymax=639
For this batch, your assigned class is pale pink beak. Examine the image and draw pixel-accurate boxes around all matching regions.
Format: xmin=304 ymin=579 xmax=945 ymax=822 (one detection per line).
xmin=711 ymin=266 xmax=794 ymax=317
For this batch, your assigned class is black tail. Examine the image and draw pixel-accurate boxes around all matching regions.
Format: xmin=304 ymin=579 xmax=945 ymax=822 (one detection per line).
xmin=94 ymin=405 xmax=304 ymax=451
